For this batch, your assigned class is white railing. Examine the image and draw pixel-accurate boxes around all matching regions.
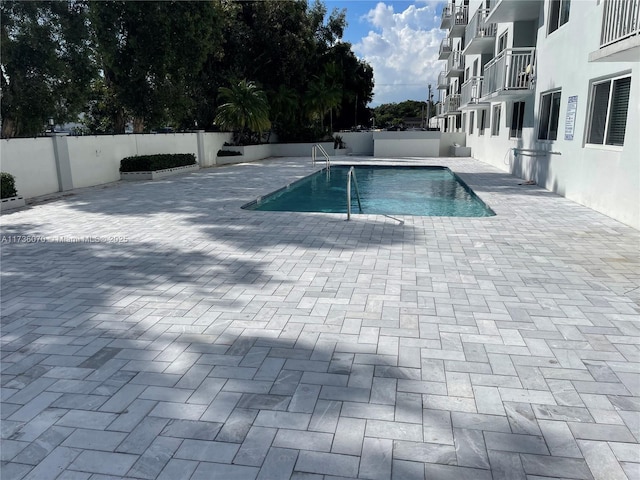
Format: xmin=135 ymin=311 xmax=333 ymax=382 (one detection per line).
xmin=438 ymin=71 xmax=448 ymax=88
xmin=600 ymin=0 xmax=640 ymax=47
xmin=447 ymin=50 xmax=464 ymax=74
xmin=346 ymin=166 xmax=362 ymax=220
xmin=465 ymin=8 xmax=497 ymax=45
xmin=483 ymin=47 xmax=536 ymax=95
xmin=439 ymin=36 xmax=452 ymax=58
xmin=461 ymin=77 xmax=484 ymax=105
xmin=443 ymin=94 xmax=461 ymax=114
xmin=312 ymin=144 xmax=331 ymax=169
xmin=452 ymin=5 xmax=469 ymax=28
xmin=440 ymin=3 xmax=452 ymax=28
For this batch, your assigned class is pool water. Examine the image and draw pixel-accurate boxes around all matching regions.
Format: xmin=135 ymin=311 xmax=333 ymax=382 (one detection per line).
xmin=242 ymin=166 xmax=495 ymax=217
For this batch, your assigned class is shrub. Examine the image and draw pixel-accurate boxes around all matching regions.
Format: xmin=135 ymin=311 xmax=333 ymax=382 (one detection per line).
xmin=119 ymin=154 xmax=196 ymax=172
xmin=217 ymin=149 xmax=242 ymax=157
xmin=1 ymin=172 xmax=18 ymax=199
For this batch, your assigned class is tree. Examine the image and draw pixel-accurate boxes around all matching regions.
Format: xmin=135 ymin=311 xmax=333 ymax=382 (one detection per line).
xmin=304 ymin=73 xmax=342 ymax=133
xmin=372 ymin=100 xmax=433 ymax=129
xmin=1 ymin=0 xmax=95 ymax=138
xmin=215 ymin=80 xmax=271 ymax=145
xmin=88 ymin=1 xmax=223 ymax=133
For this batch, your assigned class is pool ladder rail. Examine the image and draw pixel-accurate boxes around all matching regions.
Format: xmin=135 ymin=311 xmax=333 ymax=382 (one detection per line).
xmin=346 ymin=166 xmax=363 ymax=220
xmin=312 ymin=144 xmax=331 ymax=169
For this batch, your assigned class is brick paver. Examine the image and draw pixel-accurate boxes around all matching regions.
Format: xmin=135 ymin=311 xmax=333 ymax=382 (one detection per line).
xmin=2 ymin=156 xmax=639 ymax=479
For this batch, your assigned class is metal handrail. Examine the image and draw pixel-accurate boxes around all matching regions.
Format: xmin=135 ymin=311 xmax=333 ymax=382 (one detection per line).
xmin=312 ymin=144 xmax=331 ymax=169
xmin=346 ymin=166 xmax=362 ymax=220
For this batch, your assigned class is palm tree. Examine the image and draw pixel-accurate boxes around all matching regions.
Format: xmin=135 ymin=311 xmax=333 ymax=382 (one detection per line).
xmin=269 ymin=85 xmax=300 ymax=130
xmin=215 ymin=80 xmax=271 ymax=145
xmin=304 ymin=74 xmax=342 ymax=133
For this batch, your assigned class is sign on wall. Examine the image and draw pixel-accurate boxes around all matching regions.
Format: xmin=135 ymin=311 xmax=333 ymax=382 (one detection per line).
xmin=564 ymin=96 xmax=578 ymax=141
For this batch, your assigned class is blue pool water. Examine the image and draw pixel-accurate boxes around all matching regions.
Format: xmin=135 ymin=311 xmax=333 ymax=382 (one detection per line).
xmin=242 ymin=166 xmax=495 ymax=217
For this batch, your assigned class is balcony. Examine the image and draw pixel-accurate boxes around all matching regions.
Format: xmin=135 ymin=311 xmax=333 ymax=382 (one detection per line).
xmin=445 ymin=50 xmax=464 ymax=78
xmin=460 ymin=77 xmax=489 ymax=110
xmin=437 ymin=71 xmax=449 ymax=89
xmin=449 ymin=5 xmax=469 ymax=37
xmin=463 ymin=9 xmax=497 ymax=55
xmin=481 ymin=48 xmax=536 ymax=101
xmin=440 ymin=3 xmax=452 ymax=29
xmin=439 ymin=36 xmax=452 ymax=59
xmin=589 ymin=0 xmax=640 ymax=62
xmin=442 ymin=94 xmax=461 ymax=115
xmin=485 ymin=0 xmax=542 ymax=23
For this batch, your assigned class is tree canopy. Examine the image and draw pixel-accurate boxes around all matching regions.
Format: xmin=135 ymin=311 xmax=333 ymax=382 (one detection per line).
xmin=372 ymin=100 xmax=436 ymax=130
xmin=0 ymin=0 xmax=375 ymax=141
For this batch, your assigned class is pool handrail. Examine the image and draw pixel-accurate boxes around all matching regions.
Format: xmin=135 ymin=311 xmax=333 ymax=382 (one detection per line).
xmin=347 ymin=166 xmax=363 ymax=220
xmin=312 ymin=144 xmax=331 ymax=169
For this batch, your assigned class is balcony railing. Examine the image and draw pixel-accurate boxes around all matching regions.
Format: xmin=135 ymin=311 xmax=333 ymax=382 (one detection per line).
xmin=449 ymin=5 xmax=469 ymax=36
xmin=461 ymin=77 xmax=484 ymax=106
xmin=442 ymin=94 xmax=461 ymax=114
xmin=446 ymin=50 xmax=464 ymax=76
xmin=464 ymin=8 xmax=497 ymax=52
xmin=439 ymin=36 xmax=452 ymax=59
xmin=483 ymin=48 xmax=536 ymax=96
xmin=437 ymin=71 xmax=448 ymax=89
xmin=600 ymin=0 xmax=639 ymax=48
xmin=440 ymin=3 xmax=452 ymax=29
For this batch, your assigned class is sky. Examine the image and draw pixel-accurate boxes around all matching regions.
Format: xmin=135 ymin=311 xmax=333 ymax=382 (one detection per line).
xmin=324 ymin=1 xmax=447 ymax=107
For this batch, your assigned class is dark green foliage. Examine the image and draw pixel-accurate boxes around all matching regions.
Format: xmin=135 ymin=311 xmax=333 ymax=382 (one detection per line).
xmin=119 ymin=154 xmax=196 ymax=172
xmin=88 ymin=1 xmax=224 ymax=134
xmin=217 ymin=150 xmax=243 ymax=157
xmin=1 ymin=0 xmax=375 ymax=140
xmin=215 ymin=80 xmax=271 ymax=145
xmin=1 ymin=0 xmax=95 ymax=138
xmin=373 ymin=100 xmax=436 ymax=129
xmin=1 ymin=172 xmax=18 ymax=198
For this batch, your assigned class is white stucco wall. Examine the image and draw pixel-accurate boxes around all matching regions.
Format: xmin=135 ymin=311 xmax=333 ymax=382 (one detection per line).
xmin=0 ymin=137 xmax=59 ymax=198
xmin=373 ymin=131 xmax=443 ymax=157
xmin=134 ymin=133 xmax=198 ymax=158
xmin=463 ymin=1 xmax=639 ymax=229
xmin=202 ymin=132 xmax=232 ymax=167
xmin=67 ymin=135 xmax=138 ymax=189
xmin=338 ymin=132 xmax=374 ymax=155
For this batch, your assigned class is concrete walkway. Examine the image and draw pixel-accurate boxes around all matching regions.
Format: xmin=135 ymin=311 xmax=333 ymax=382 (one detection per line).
xmin=1 ymin=156 xmax=639 ymax=480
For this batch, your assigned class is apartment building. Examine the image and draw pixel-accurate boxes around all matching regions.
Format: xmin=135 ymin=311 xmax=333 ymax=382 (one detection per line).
xmin=436 ymin=0 xmax=639 ymax=229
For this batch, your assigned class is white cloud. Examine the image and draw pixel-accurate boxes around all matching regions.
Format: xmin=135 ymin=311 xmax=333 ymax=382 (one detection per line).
xmin=354 ymin=2 xmax=445 ymax=106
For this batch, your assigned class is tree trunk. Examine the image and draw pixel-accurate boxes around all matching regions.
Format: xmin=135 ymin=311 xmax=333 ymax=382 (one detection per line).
xmin=133 ymin=117 xmax=144 ymax=133
xmin=113 ymin=109 xmax=126 ymax=134
xmin=1 ymin=118 xmax=17 ymax=138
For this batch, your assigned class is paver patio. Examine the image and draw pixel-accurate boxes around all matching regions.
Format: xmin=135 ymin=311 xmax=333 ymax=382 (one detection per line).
xmin=1 ymin=156 xmax=639 ymax=480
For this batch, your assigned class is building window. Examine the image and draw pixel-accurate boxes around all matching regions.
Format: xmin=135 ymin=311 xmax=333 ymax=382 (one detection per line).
xmin=548 ymin=0 xmax=570 ymax=34
xmin=479 ymin=109 xmax=486 ymax=136
xmin=510 ymin=102 xmax=525 ymax=139
xmin=469 ymin=111 xmax=475 ymax=135
xmin=497 ymin=31 xmax=508 ymax=53
xmin=538 ymin=91 xmax=561 ymax=140
xmin=586 ymin=75 xmax=631 ymax=146
xmin=491 ymin=105 xmax=501 ymax=136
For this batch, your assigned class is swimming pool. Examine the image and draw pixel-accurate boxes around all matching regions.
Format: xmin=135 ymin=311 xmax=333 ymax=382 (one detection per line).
xmin=242 ymin=166 xmax=495 ymax=217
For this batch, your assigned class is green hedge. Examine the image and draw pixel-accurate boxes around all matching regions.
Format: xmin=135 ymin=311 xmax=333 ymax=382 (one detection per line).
xmin=1 ymin=172 xmax=17 ymax=199
xmin=217 ymin=149 xmax=242 ymax=157
xmin=119 ymin=153 xmax=196 ymax=172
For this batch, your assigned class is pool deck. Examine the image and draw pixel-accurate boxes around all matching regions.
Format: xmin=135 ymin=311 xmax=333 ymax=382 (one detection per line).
xmin=1 ymin=156 xmax=639 ymax=480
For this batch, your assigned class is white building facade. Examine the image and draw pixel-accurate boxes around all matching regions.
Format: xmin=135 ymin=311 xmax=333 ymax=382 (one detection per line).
xmin=436 ymin=0 xmax=639 ymax=229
